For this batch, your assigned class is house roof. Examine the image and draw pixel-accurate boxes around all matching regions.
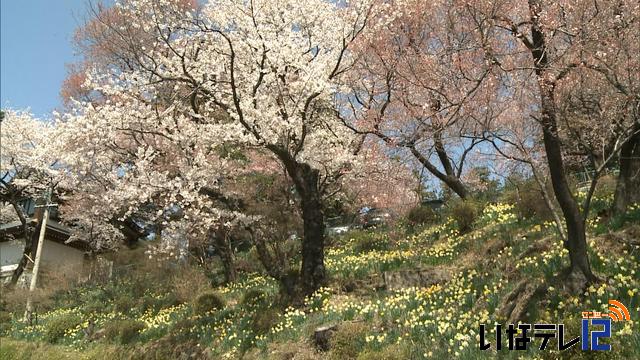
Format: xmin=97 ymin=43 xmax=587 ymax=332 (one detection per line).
xmin=0 ymin=220 xmax=91 ymax=252
xmin=0 ymin=221 xmax=22 ymax=232
xmin=0 ymin=264 xmax=19 ymax=277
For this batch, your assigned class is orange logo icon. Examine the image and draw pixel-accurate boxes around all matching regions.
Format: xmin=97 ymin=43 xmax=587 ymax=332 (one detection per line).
xmin=605 ymin=300 xmax=630 ymax=322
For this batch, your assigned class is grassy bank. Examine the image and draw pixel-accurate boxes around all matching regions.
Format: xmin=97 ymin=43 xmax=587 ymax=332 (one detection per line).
xmin=1 ymin=202 xmax=639 ymax=359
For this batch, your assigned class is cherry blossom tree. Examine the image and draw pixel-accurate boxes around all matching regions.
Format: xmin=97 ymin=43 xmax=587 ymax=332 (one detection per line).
xmin=55 ymin=96 xmax=252 ymax=253
xmin=0 ymin=109 xmax=59 ymax=285
xmin=59 ymin=0 xmax=382 ymax=295
xmin=465 ymin=0 xmax=639 ymax=289
xmin=60 ymin=0 xmax=199 ymax=108
xmin=348 ymin=0 xmax=637 ymax=291
xmin=555 ymin=69 xmax=638 ymax=216
xmin=549 ymin=7 xmax=640 ymax=216
xmin=345 ymin=140 xmax=419 ymax=214
xmin=341 ymin=0 xmax=503 ymax=200
xmin=480 ymin=107 xmax=568 ymax=241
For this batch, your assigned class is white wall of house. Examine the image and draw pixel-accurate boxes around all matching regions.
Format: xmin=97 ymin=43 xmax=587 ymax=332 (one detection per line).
xmin=0 ymin=238 xmax=85 ymax=277
xmin=0 ymin=240 xmax=24 ymax=266
xmin=41 ymin=240 xmax=85 ymax=275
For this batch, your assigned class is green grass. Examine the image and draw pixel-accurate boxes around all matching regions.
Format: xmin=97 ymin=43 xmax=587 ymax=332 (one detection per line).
xmin=0 ymin=338 xmax=130 ymax=360
xmin=2 ymin=201 xmax=639 ymax=359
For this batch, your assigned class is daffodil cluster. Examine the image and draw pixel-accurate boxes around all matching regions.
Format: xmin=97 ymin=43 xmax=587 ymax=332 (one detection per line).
xmin=480 ymin=203 xmax=518 ymax=225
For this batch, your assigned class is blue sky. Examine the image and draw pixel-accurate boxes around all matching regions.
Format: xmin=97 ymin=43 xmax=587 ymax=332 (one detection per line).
xmin=1 ymin=0 xmax=89 ymax=119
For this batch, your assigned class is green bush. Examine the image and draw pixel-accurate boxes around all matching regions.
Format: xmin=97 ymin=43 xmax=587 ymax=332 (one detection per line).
xmin=234 ymin=249 xmax=264 ymax=274
xmin=82 ymin=299 xmax=107 ymax=315
xmin=251 ymin=308 xmax=280 ymax=335
xmin=328 ymin=321 xmax=368 ymax=360
xmin=501 ymin=177 xmax=559 ymax=221
xmin=405 ymin=206 xmax=438 ymax=228
xmin=104 ymin=319 xmax=145 ymax=344
xmin=278 ymin=268 xmax=300 ymax=302
xmin=113 ymin=295 xmax=136 ymax=314
xmin=130 ymin=337 xmax=210 ymax=360
xmin=449 ymin=199 xmax=479 ymax=233
xmin=43 ymin=313 xmax=82 ymax=343
xmin=516 ymin=188 xmax=554 ymax=221
xmin=0 ymin=338 xmax=122 ymax=360
xmin=357 ymin=344 xmax=410 ymax=360
xmin=350 ymin=231 xmax=389 ymax=253
xmin=193 ymin=292 xmax=225 ymax=314
xmin=241 ymin=289 xmax=267 ymax=307
xmin=592 ymin=174 xmax=617 ymax=199
xmin=167 ymin=317 xmax=201 ymax=342
xmin=589 ymin=174 xmax=617 ymax=215
xmin=137 ymin=292 xmax=180 ymax=314
xmin=504 ymin=183 xmax=554 ymax=221
xmin=0 ymin=311 xmax=12 ymax=335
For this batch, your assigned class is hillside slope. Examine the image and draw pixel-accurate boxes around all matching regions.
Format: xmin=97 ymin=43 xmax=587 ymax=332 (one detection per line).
xmin=1 ymin=203 xmax=639 ymax=359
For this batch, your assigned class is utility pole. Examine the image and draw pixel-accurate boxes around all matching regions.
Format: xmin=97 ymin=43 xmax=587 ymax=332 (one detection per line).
xmin=25 ymin=188 xmax=57 ymax=324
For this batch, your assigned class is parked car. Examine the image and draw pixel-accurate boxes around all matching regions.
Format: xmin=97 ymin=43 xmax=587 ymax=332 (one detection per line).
xmin=325 ymin=216 xmax=353 ymax=237
xmin=356 ymin=207 xmax=394 ymax=229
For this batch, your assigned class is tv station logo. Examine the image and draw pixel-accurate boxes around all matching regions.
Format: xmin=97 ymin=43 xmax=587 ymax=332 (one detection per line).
xmin=479 ymin=300 xmax=631 ymax=352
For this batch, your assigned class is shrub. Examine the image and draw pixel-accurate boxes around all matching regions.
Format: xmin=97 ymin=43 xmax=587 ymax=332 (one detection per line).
xmin=357 ymin=344 xmax=410 ymax=360
xmin=350 ymin=231 xmax=389 ymax=253
xmin=104 ymin=319 xmax=145 ymax=344
xmin=511 ymin=187 xmax=554 ymax=221
xmin=193 ymin=292 xmax=225 ymax=314
xmin=134 ymin=291 xmax=180 ymax=316
xmin=328 ymin=321 xmax=368 ymax=360
xmin=245 ymin=341 xmax=318 ymax=360
xmin=113 ymin=294 xmax=136 ymax=314
xmin=449 ymin=199 xmax=479 ymax=233
xmin=44 ymin=313 xmax=82 ymax=343
xmin=278 ymin=268 xmax=300 ymax=302
xmin=2 ymin=288 xmax=55 ymax=315
xmin=251 ymin=308 xmax=280 ymax=335
xmin=241 ymin=289 xmax=267 ymax=308
xmin=502 ymin=178 xmax=557 ymax=221
xmin=172 ymin=266 xmax=212 ymax=304
xmin=0 ymin=311 xmax=12 ymax=335
xmin=79 ymin=301 xmax=100 ymax=317
xmin=130 ymin=337 xmax=211 ymax=360
xmin=234 ymin=249 xmax=264 ymax=274
xmin=405 ymin=206 xmax=438 ymax=228
xmin=167 ymin=317 xmax=202 ymax=342
xmin=592 ymin=174 xmax=617 ymax=198
xmin=590 ymin=174 xmax=617 ymax=215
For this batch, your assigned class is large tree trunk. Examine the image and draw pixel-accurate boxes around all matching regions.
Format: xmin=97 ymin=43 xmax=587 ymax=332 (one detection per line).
xmin=528 ymin=0 xmax=594 ymax=290
xmin=268 ymin=145 xmax=326 ymax=297
xmin=613 ymin=124 xmax=640 ymax=216
xmin=538 ymin=85 xmax=595 ymax=288
xmin=212 ymin=227 xmax=236 ymax=283
xmin=296 ymin=164 xmax=326 ymax=296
